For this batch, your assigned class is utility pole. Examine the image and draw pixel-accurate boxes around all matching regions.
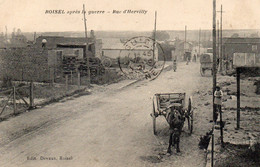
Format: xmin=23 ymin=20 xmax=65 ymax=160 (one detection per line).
xmin=5 ymin=26 xmax=7 ymax=40
xmin=199 ymin=28 xmax=201 ymax=57
xmin=184 ymin=25 xmax=187 ymax=60
xmin=217 ymin=5 xmax=224 ymax=72
xmin=34 ymin=32 xmax=36 ymax=43
xmin=83 ymin=4 xmax=91 ymax=86
xmin=217 ymin=20 xmax=220 ymax=67
xmin=153 ymin=11 xmax=157 ymax=63
xmin=213 ymin=0 xmax=217 ymax=121
xmin=220 ymin=5 xmax=223 ymax=72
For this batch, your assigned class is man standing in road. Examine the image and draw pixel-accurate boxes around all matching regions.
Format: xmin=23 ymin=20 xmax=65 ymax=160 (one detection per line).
xmin=214 ymin=86 xmax=223 ymax=123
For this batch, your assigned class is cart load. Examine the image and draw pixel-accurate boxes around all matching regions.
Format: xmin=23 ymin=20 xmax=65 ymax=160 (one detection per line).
xmin=200 ymin=53 xmax=213 ymax=76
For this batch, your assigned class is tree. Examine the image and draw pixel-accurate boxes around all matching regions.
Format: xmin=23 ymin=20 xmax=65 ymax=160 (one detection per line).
xmin=250 ymin=32 xmax=259 ymax=38
xmin=231 ymin=33 xmax=239 ymax=38
xmin=152 ymin=31 xmax=170 ymax=41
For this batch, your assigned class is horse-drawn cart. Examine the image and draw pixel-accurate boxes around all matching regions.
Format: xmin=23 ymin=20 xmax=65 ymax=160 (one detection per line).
xmin=200 ymin=53 xmax=213 ymax=76
xmin=151 ymin=93 xmax=193 ymax=135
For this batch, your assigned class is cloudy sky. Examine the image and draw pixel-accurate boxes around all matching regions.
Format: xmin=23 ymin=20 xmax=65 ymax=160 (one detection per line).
xmin=0 ymin=0 xmax=260 ymax=32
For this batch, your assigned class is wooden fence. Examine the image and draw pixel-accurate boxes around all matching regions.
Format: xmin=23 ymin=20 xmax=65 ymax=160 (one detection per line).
xmin=0 ymin=82 xmax=34 ymax=117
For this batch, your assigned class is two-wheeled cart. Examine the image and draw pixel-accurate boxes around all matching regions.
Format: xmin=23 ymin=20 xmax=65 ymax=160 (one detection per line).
xmin=151 ymin=93 xmax=194 ymax=135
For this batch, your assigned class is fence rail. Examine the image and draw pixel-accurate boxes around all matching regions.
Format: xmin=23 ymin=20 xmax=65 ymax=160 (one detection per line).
xmin=0 ymin=82 xmax=34 ymax=117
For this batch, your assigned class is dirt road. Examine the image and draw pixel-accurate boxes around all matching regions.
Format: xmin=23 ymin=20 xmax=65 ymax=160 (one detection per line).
xmin=0 ymin=62 xmax=213 ymax=167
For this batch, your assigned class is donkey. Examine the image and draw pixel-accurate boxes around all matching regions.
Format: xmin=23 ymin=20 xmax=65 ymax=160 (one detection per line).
xmin=166 ymin=105 xmax=185 ymax=154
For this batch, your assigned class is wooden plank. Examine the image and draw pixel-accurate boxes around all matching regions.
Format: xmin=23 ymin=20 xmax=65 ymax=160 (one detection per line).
xmin=13 ymin=87 xmax=16 ymax=114
xmin=0 ymin=85 xmax=28 ymax=94
xmin=29 ymin=82 xmax=34 ymax=108
xmin=236 ymin=68 xmax=240 ymax=129
xmin=0 ymin=92 xmax=13 ymax=116
xmin=16 ymin=91 xmax=29 ymax=107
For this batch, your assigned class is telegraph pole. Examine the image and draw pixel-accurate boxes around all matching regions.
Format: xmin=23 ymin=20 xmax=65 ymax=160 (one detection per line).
xmin=219 ymin=5 xmax=224 ymax=146
xmin=185 ymin=25 xmax=187 ymax=44
xmin=213 ymin=0 xmax=217 ymax=121
xmin=220 ymin=5 xmax=223 ymax=72
xmin=198 ymin=28 xmax=201 ymax=57
xmin=217 ymin=20 xmax=220 ymax=67
xmin=217 ymin=5 xmax=224 ymax=72
xmin=83 ymin=4 xmax=91 ymax=86
xmin=153 ymin=11 xmax=157 ymax=63
xmin=184 ymin=25 xmax=187 ymax=60
xmin=5 ymin=26 xmax=7 ymax=40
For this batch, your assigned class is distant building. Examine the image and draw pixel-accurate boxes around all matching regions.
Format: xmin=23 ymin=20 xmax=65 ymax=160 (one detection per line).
xmin=170 ymin=38 xmax=193 ymax=61
xmin=223 ymin=37 xmax=260 ymax=69
xmin=101 ymin=38 xmax=159 ymax=67
xmin=35 ymin=36 xmax=102 ymax=58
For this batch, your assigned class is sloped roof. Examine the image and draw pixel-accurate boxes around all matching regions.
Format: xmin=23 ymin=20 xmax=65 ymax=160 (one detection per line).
xmin=178 ymin=41 xmax=193 ymax=46
xmin=35 ymin=36 xmax=94 ymax=49
xmin=101 ymin=38 xmax=124 ymax=49
xmin=223 ymin=37 xmax=260 ymax=44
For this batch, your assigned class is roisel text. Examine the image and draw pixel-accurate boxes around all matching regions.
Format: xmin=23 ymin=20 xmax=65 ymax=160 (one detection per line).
xmin=45 ymin=10 xmax=65 ymax=14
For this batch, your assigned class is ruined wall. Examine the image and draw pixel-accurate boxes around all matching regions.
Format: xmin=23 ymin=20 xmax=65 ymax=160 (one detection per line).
xmin=0 ymin=48 xmax=50 ymax=82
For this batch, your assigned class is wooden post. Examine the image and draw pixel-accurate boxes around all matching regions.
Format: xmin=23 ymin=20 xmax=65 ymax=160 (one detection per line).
xmin=65 ymin=75 xmax=68 ymax=91
xmin=211 ymin=133 xmax=214 ymax=167
xmin=29 ymin=81 xmax=34 ymax=109
xmin=49 ymin=68 xmax=51 ymax=85
xmin=13 ymin=86 xmax=16 ymax=114
xmin=52 ymin=68 xmax=54 ymax=85
xmin=198 ymin=28 xmax=201 ymax=58
xmin=212 ymin=0 xmax=217 ymax=121
xmin=83 ymin=4 xmax=91 ymax=86
xmin=217 ymin=20 xmax=220 ymax=67
xmin=153 ymin=11 xmax=157 ymax=65
xmin=236 ymin=68 xmax=240 ymax=129
xmin=22 ymin=68 xmax=24 ymax=81
xmin=220 ymin=5 xmax=223 ymax=72
xmin=220 ymin=106 xmax=224 ymax=146
xmin=70 ymin=71 xmax=73 ymax=84
xmin=49 ymin=68 xmax=54 ymax=86
xmin=0 ymin=91 xmax=13 ymax=116
xmin=184 ymin=25 xmax=187 ymax=61
xmin=77 ymin=71 xmax=80 ymax=87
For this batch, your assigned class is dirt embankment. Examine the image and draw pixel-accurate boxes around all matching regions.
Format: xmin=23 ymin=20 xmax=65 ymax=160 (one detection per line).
xmin=213 ymin=75 xmax=260 ymax=167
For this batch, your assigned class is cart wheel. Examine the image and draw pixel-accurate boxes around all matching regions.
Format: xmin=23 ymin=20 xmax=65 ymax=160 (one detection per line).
xmin=200 ymin=67 xmax=205 ymax=76
xmin=152 ymin=100 xmax=157 ymax=135
xmin=188 ymin=96 xmax=193 ymax=134
xmin=190 ymin=110 xmax=193 ymax=134
xmin=101 ymin=58 xmax=112 ymax=67
xmin=153 ymin=115 xmax=156 ymax=135
xmin=187 ymin=115 xmax=190 ymax=131
xmin=188 ymin=96 xmax=192 ymax=113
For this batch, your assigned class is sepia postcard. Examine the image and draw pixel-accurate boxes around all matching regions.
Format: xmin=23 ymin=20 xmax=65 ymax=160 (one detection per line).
xmin=0 ymin=0 xmax=259 ymax=167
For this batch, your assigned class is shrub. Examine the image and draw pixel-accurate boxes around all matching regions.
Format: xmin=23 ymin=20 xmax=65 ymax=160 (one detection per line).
xmin=1 ymin=75 xmax=13 ymax=88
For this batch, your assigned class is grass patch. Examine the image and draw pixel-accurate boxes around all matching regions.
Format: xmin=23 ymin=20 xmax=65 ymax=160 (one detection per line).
xmin=215 ymin=143 xmax=260 ymax=167
xmin=90 ymin=69 xmax=125 ymax=85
